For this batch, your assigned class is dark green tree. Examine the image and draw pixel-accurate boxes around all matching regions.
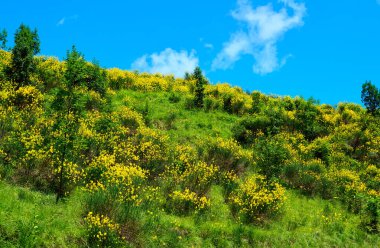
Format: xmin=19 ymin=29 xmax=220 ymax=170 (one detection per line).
xmin=64 ymin=45 xmax=87 ymax=88
xmin=85 ymin=60 xmax=107 ymax=96
xmin=52 ymin=46 xmax=86 ymax=203
xmin=0 ymin=29 xmax=7 ymax=50
xmin=7 ymin=24 xmax=40 ymax=88
xmin=193 ymin=66 xmax=207 ymax=108
xmin=361 ymin=81 xmax=380 ymax=115
xmin=64 ymin=46 xmax=107 ymax=96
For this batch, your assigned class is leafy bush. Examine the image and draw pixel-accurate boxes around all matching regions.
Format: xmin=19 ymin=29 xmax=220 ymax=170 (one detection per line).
xmin=229 ymin=175 xmax=286 ymax=223
xmin=201 ymin=137 xmax=252 ymax=172
xmin=254 ymin=137 xmax=291 ymax=179
xmin=85 ymin=212 xmax=122 ymax=247
xmin=167 ymin=188 xmax=210 ymax=215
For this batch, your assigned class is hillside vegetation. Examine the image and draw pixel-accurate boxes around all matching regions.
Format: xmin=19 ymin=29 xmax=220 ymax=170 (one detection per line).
xmin=0 ymin=25 xmax=379 ymax=247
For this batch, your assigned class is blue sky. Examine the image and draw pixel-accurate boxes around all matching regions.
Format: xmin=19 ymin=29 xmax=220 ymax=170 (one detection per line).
xmin=1 ymin=0 xmax=380 ymax=105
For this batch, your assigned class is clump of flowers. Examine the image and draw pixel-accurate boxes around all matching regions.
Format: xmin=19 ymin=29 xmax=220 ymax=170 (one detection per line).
xmin=203 ymin=137 xmax=252 ymax=171
xmin=168 ymin=188 xmax=210 ymax=215
xmin=84 ymin=152 xmax=147 ymax=206
xmin=229 ymin=174 xmax=286 ymax=223
xmin=85 ymin=212 xmax=121 ymax=247
xmin=180 ymin=161 xmax=218 ymax=194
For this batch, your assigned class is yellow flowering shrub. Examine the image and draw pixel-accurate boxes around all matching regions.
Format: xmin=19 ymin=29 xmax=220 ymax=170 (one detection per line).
xmin=361 ymin=165 xmax=380 ymax=193
xmin=84 ymin=152 xmax=147 ymax=205
xmin=10 ymin=86 xmax=43 ymax=110
xmin=0 ymin=50 xmax=11 ymax=81
xmin=203 ymin=137 xmax=252 ymax=172
xmin=205 ymin=83 xmax=252 ymax=114
xmin=131 ymin=127 xmax=169 ymax=173
xmin=172 ymin=144 xmax=198 ymax=168
xmin=229 ymin=174 xmax=286 ymax=223
xmin=84 ymin=90 xmax=106 ymax=111
xmin=172 ymin=78 xmax=191 ymax=93
xmin=34 ymin=56 xmax=65 ymax=90
xmin=107 ymin=68 xmax=135 ymax=90
xmin=103 ymin=164 xmax=147 ymax=204
xmin=85 ymin=212 xmax=121 ymax=247
xmin=116 ymin=106 xmax=144 ymax=131
xmin=168 ymin=188 xmax=210 ymax=214
xmin=180 ymin=161 xmax=218 ymax=194
xmin=132 ymin=73 xmax=169 ymax=92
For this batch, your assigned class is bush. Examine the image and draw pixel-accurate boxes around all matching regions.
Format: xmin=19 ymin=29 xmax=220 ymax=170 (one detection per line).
xmin=10 ymin=86 xmax=43 ymax=110
xmin=167 ymin=189 xmax=210 ymax=215
xmin=254 ymin=137 xmax=291 ymax=179
xmin=282 ymin=159 xmax=326 ymax=196
xmin=85 ymin=212 xmax=122 ymax=247
xmin=361 ymin=196 xmax=379 ymax=233
xmin=229 ymin=174 xmax=286 ymax=223
xmin=201 ymin=137 xmax=252 ymax=172
xmin=232 ymin=115 xmax=273 ymax=145
xmin=168 ymin=92 xmax=181 ymax=103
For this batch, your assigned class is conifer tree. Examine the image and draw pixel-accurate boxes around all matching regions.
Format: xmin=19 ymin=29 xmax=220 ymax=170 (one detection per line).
xmin=193 ymin=66 xmax=207 ymax=108
xmin=361 ymin=81 xmax=380 ymax=115
xmin=53 ymin=46 xmax=86 ymax=203
xmin=0 ymin=29 xmax=7 ymax=50
xmin=7 ymin=24 xmax=40 ymax=88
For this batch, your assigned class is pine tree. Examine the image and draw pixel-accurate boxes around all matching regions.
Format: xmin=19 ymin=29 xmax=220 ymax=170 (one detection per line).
xmin=7 ymin=24 xmax=40 ymax=88
xmin=361 ymin=81 xmax=380 ymax=115
xmin=193 ymin=66 xmax=207 ymax=108
xmin=53 ymin=46 xmax=86 ymax=203
xmin=0 ymin=29 xmax=7 ymax=50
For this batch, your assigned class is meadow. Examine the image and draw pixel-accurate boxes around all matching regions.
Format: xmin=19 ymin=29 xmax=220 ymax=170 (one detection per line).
xmin=0 ymin=25 xmax=379 ymax=247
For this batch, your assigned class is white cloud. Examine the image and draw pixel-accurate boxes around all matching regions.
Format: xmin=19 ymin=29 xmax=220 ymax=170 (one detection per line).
xmin=204 ymin=43 xmax=214 ymax=49
xmin=57 ymin=18 xmax=65 ymax=26
xmin=212 ymin=0 xmax=306 ymax=75
xmin=56 ymin=15 xmax=79 ymax=26
xmin=131 ymin=48 xmax=199 ymax=77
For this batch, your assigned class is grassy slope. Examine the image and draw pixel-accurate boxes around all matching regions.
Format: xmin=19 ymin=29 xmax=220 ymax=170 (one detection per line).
xmin=111 ymin=90 xmax=379 ymax=247
xmin=0 ymin=182 xmax=86 ymax=247
xmin=0 ymin=89 xmax=378 ymax=247
xmin=138 ymin=187 xmax=379 ymax=247
xmin=112 ymin=90 xmax=240 ymax=144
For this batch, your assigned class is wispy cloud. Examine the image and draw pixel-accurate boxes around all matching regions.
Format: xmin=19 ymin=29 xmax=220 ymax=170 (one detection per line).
xmin=204 ymin=43 xmax=214 ymax=49
xmin=377 ymin=0 xmax=380 ymax=5
xmin=212 ymin=0 xmax=306 ymax=75
xmin=131 ymin=48 xmax=199 ymax=77
xmin=56 ymin=15 xmax=79 ymax=26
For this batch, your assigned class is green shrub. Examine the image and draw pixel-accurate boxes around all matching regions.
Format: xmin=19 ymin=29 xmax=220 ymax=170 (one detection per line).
xmin=229 ymin=174 xmax=286 ymax=223
xmin=254 ymin=137 xmax=291 ymax=179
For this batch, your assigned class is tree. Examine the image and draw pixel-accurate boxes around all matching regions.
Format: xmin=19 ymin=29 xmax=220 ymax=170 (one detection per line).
xmin=193 ymin=66 xmax=207 ymax=108
xmin=0 ymin=29 xmax=7 ymax=50
xmin=7 ymin=24 xmax=40 ymax=88
xmin=65 ymin=46 xmax=107 ymax=96
xmin=64 ymin=45 xmax=86 ymax=88
xmin=52 ymin=46 xmax=86 ymax=203
xmin=361 ymin=81 xmax=380 ymax=115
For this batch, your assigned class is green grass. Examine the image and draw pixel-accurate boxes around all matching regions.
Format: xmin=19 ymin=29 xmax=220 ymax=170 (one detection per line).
xmin=1 ymin=89 xmax=378 ymax=247
xmin=134 ymin=186 xmax=379 ymax=247
xmin=112 ymin=90 xmax=240 ymax=144
xmin=0 ymin=181 xmax=86 ymax=247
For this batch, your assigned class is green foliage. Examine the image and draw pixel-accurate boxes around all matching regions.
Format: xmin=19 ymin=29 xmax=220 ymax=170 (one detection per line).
xmin=361 ymin=81 xmax=380 ymax=115
xmin=0 ymin=28 xmax=7 ymax=50
xmin=6 ymin=24 xmax=40 ymax=88
xmin=0 ymin=29 xmax=379 ymax=247
xmin=229 ymin=174 xmax=286 ymax=224
xmin=64 ymin=45 xmax=87 ymax=89
xmin=254 ymin=137 xmax=291 ymax=179
xmin=193 ymin=66 xmax=207 ymax=108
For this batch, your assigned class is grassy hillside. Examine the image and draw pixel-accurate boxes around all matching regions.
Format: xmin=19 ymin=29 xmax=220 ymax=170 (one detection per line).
xmin=0 ymin=46 xmax=379 ymax=247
